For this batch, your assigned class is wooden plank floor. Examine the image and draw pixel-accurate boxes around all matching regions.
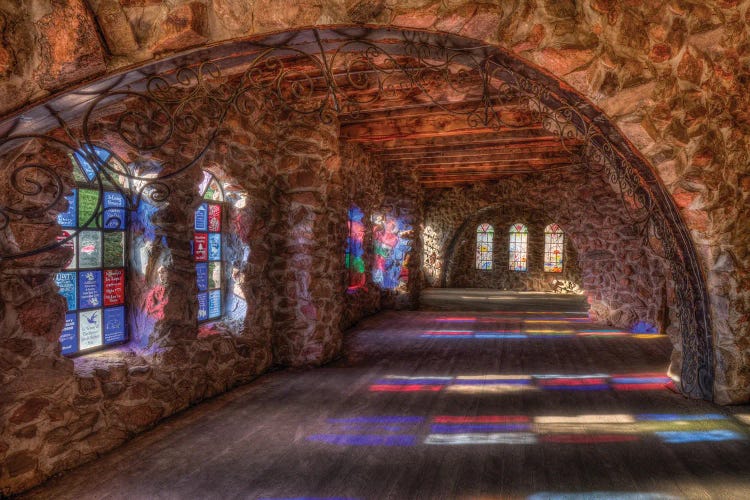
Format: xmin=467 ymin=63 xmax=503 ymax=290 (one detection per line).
xmin=23 ymin=293 xmax=750 ymax=499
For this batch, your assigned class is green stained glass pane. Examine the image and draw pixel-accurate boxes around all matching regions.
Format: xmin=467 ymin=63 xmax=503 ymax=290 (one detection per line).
xmin=208 ymin=262 xmax=221 ymax=289
xmin=204 ymin=178 xmax=223 ymax=201
xmin=78 ymin=189 xmax=101 ymax=228
xmin=103 ymin=231 xmax=125 ymax=268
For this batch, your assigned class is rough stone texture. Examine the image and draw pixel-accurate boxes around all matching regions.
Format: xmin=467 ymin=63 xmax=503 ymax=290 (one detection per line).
xmin=151 ymin=2 xmax=208 ymax=54
xmin=0 ymin=6 xmax=746 ymax=401
xmin=33 ymin=0 xmax=108 ymax=92
xmin=0 ymin=3 xmax=743 ymax=404
xmin=339 ymin=142 xmax=385 ymax=330
xmin=0 ymin=0 xmax=749 ymax=493
xmin=0 ymin=102 xmax=282 ymax=494
xmin=423 ymin=169 xmax=672 ymax=334
xmin=268 ymin=112 xmax=346 ymax=366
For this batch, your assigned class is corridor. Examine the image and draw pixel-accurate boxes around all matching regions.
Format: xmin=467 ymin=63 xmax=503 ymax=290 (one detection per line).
xmin=24 ymin=295 xmax=750 ymax=499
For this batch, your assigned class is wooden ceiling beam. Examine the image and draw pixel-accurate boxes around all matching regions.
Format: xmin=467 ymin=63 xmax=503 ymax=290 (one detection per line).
xmin=353 ymin=128 xmax=558 ymax=149
xmin=340 ymin=107 xmax=536 ymax=142
xmin=406 ymin=156 xmax=578 ymax=167
xmin=378 ymin=144 xmax=580 ymax=161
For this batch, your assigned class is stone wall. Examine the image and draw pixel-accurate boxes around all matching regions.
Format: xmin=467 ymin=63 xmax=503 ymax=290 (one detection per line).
xmin=0 ymin=105 xmax=405 ymax=494
xmin=268 ymin=112 xmax=345 ymax=367
xmin=446 ymin=207 xmax=582 ymax=292
xmin=340 ymin=142 xmax=385 ymax=330
xmin=1 ymin=0 xmax=746 ymax=402
xmin=423 ymin=169 xmax=671 ymax=333
xmin=0 ymin=114 xmax=277 ymax=493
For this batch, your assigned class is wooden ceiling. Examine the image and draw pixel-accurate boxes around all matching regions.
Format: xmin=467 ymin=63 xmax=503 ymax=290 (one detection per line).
xmin=335 ymin=74 xmax=583 ymax=189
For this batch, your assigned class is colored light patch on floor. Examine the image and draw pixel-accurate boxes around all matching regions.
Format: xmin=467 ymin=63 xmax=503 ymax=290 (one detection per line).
xmin=635 ymin=413 xmax=727 ymax=421
xmin=611 ymin=374 xmax=673 ymax=391
xmin=424 ymin=432 xmax=538 ymax=445
xmin=369 ymin=373 xmax=671 ymax=393
xmin=309 ymin=413 xmax=749 ymax=448
xmin=535 ymin=377 xmax=610 ymax=391
xmin=434 ymin=415 xmax=531 ymax=423
xmin=452 ymin=376 xmax=532 ymax=385
xmin=369 ymin=385 xmax=443 ymax=392
xmin=431 ymin=423 xmax=532 ymax=433
xmin=307 ymin=434 xmax=417 ymax=446
xmin=420 ymin=330 xmax=656 ymax=339
xmin=327 ymin=416 xmax=425 ymax=424
xmin=655 ymin=430 xmax=746 ymax=443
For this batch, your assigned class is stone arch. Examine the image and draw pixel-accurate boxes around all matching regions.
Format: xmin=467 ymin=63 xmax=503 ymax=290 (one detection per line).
xmin=0 ymin=27 xmax=714 ymax=400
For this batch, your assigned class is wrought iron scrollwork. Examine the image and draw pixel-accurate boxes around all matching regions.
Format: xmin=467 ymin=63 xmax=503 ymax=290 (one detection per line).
xmin=0 ymin=27 xmax=713 ymax=399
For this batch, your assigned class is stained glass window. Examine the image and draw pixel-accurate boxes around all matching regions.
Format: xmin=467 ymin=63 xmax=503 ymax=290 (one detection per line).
xmin=544 ymin=223 xmax=564 ymax=273
xmin=508 ymin=223 xmax=528 ymax=272
xmin=372 ymin=213 xmax=412 ymax=290
xmin=475 ymin=223 xmax=494 ymax=270
xmin=194 ymin=171 xmax=224 ymax=322
xmin=55 ymin=146 xmax=128 ymax=356
xmin=346 ymin=205 xmax=366 ymax=289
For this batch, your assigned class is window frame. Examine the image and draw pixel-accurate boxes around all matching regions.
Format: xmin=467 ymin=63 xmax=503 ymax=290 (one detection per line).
xmin=475 ymin=223 xmax=494 ymax=270
xmin=543 ymin=223 xmax=565 ymax=273
xmin=56 ymin=145 xmax=130 ymax=357
xmin=194 ymin=170 xmax=226 ymax=324
xmin=508 ymin=223 xmax=529 ymax=272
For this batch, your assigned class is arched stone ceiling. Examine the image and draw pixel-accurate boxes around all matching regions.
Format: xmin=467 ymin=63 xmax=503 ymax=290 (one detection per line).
xmin=0 ymin=2 xmax=747 ymax=400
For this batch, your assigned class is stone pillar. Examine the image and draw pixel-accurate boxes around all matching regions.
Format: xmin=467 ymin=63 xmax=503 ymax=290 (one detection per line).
xmin=0 ymin=139 xmax=77 ymax=492
xmin=270 ymin=112 xmax=346 ymax=366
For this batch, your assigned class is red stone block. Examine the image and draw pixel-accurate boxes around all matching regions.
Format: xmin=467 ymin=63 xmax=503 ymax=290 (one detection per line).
xmin=152 ymin=2 xmax=208 ymax=54
xmin=10 ymin=397 xmax=49 ymax=425
xmin=650 ymin=43 xmax=672 ymax=63
xmin=34 ymin=0 xmax=106 ymax=91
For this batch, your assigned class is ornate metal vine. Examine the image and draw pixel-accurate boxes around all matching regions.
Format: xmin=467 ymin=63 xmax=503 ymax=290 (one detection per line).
xmin=0 ymin=27 xmax=713 ymax=399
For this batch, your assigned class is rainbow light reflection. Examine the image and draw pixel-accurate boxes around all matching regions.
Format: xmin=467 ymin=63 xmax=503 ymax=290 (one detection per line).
xmin=370 ymin=373 xmax=673 ymax=393
xmin=306 ymin=413 xmax=748 ymax=447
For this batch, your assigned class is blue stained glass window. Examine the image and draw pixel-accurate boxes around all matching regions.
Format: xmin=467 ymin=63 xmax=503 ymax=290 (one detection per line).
xmin=194 ymin=171 xmax=224 ymax=323
xmin=58 ymin=190 xmax=77 ymax=228
xmin=55 ymin=146 xmax=129 ymax=356
xmin=197 ymin=292 xmax=208 ymax=322
xmin=78 ymin=270 xmax=103 ymax=309
xmin=104 ymin=306 xmax=126 ymax=344
xmin=103 ymin=191 xmax=126 ymax=229
xmin=196 ymin=263 xmax=209 ymax=291
xmin=475 ymin=223 xmax=494 ymax=270
xmin=60 ymin=314 xmax=77 ymax=355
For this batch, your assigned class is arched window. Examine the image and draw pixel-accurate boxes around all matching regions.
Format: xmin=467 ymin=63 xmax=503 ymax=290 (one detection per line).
xmin=475 ymin=223 xmax=494 ymax=270
xmin=372 ymin=212 xmax=411 ymax=290
xmin=544 ymin=223 xmax=564 ymax=273
xmin=346 ymin=205 xmax=366 ymax=289
xmin=508 ymin=223 xmax=528 ymax=272
xmin=56 ymin=146 xmax=129 ymax=356
xmin=194 ymin=171 xmax=224 ymax=322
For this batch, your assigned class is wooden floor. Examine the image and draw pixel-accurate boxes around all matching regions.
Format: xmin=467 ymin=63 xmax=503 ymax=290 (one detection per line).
xmin=24 ymin=292 xmax=750 ymax=499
